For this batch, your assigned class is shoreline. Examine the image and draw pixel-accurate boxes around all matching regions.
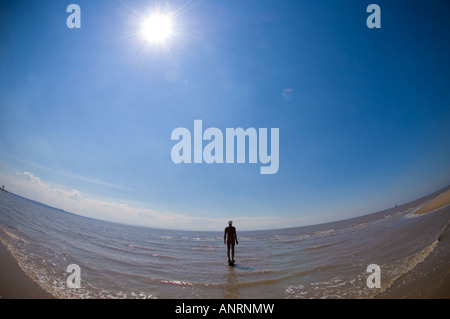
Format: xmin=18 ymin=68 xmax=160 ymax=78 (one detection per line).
xmin=0 ymin=187 xmax=449 ymax=299
xmin=1 ymin=232 xmax=448 ymax=299
xmin=0 ymin=240 xmax=55 ymax=299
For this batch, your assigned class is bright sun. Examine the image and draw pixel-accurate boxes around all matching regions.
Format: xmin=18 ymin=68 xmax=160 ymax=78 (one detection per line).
xmin=141 ymin=13 xmax=174 ymax=44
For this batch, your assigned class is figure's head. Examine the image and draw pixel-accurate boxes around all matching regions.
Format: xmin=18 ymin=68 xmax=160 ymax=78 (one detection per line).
xmin=228 ymin=220 xmax=233 ymax=226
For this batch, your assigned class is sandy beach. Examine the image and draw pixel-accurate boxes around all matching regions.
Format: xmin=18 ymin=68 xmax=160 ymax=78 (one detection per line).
xmin=413 ymin=190 xmax=450 ymax=215
xmin=0 ymin=240 xmax=54 ymax=299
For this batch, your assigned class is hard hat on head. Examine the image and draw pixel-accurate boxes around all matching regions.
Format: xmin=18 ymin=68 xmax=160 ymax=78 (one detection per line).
xmin=228 ymin=220 xmax=233 ymax=225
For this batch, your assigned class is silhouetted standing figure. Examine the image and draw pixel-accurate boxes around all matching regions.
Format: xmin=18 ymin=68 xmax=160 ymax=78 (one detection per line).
xmin=224 ymin=220 xmax=238 ymax=263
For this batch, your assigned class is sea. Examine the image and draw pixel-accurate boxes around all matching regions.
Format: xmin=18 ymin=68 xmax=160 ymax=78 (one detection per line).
xmin=0 ymin=187 xmax=449 ymax=299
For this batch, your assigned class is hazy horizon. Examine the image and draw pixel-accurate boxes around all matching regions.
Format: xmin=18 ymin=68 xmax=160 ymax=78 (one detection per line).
xmin=1 ymin=176 xmax=448 ymax=232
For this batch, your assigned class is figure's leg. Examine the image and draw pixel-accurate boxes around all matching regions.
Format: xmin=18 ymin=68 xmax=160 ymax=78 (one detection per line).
xmin=231 ymin=242 xmax=235 ymax=262
xmin=227 ymin=242 xmax=231 ymax=262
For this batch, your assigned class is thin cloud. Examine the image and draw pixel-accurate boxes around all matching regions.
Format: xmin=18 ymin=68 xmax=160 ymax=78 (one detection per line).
xmin=0 ymin=151 xmax=134 ymax=191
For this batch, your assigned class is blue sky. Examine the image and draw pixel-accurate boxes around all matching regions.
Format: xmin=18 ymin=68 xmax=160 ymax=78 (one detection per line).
xmin=1 ymin=0 xmax=449 ymax=230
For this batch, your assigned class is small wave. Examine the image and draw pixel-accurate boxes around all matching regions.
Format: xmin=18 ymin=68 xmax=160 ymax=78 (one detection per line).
xmin=151 ymin=253 xmax=183 ymax=261
xmin=309 ymin=229 xmax=335 ymax=237
xmin=0 ymin=226 xmax=27 ymax=243
xmin=349 ymin=222 xmax=367 ymax=230
xmin=181 ymin=236 xmax=217 ymax=242
xmin=161 ymin=280 xmax=193 ymax=286
xmin=124 ymin=240 xmax=166 ymax=249
xmin=187 ymin=246 xmax=217 ymax=252
xmin=370 ymin=239 xmax=440 ymax=298
xmin=115 ymin=291 xmax=156 ymax=299
xmin=304 ymin=243 xmax=334 ymax=251
xmin=95 ymin=242 xmax=137 ymax=255
xmin=158 ymin=235 xmax=173 ymax=240
xmin=274 ymin=234 xmax=310 ymax=243
xmin=60 ymin=281 xmax=158 ymax=299
xmin=124 ymin=244 xmax=155 ymax=251
xmin=123 ymin=244 xmax=184 ymax=260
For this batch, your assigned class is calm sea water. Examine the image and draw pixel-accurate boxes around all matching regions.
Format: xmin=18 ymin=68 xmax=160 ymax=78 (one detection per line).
xmin=0 ymin=188 xmax=449 ymax=299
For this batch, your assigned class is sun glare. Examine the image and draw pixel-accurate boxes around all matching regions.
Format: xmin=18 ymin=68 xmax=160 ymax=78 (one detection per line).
xmin=131 ymin=2 xmax=190 ymax=60
xmin=141 ymin=13 xmax=174 ymax=44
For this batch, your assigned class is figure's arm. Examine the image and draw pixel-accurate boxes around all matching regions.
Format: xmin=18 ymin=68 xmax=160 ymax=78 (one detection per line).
xmin=224 ymin=229 xmax=226 ymax=244
xmin=235 ymin=231 xmax=238 ymax=245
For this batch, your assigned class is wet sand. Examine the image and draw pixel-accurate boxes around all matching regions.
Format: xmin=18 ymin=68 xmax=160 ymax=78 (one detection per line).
xmin=0 ymin=241 xmax=54 ymax=299
xmin=428 ymin=273 xmax=450 ymax=298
